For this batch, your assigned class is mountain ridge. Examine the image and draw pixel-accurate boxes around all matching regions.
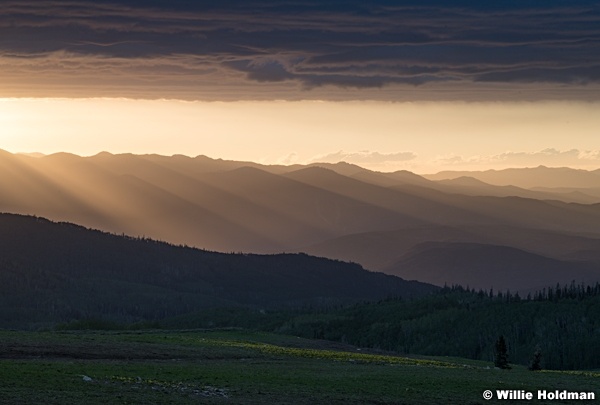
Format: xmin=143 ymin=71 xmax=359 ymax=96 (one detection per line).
xmin=2 ymin=149 xmax=600 ymax=294
xmin=383 ymin=241 xmax=599 ymax=292
xmin=424 ymin=165 xmax=600 ymax=189
xmin=0 ymin=213 xmax=436 ymax=328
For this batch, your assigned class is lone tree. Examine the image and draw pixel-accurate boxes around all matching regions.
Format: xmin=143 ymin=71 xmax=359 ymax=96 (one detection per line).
xmin=494 ymin=335 xmax=511 ymax=369
xmin=528 ymin=346 xmax=542 ymax=371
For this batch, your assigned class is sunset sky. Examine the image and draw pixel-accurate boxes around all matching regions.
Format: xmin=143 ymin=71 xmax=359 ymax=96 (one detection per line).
xmin=1 ymin=0 xmax=599 ymax=173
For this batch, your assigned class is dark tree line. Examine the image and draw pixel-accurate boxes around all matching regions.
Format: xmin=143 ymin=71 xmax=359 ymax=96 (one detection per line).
xmin=270 ymin=283 xmax=600 ymax=370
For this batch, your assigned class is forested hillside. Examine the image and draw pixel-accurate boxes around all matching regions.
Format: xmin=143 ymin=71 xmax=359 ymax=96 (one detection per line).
xmin=139 ymin=284 xmax=600 ymax=371
xmin=272 ymin=285 xmax=600 ymax=370
xmin=0 ymin=213 xmax=435 ymax=329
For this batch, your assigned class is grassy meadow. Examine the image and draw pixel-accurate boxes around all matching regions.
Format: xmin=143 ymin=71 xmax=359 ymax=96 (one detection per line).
xmin=0 ymin=329 xmax=598 ymax=404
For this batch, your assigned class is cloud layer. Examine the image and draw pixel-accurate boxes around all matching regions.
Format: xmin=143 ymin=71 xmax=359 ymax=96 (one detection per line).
xmin=311 ymin=150 xmax=417 ymax=165
xmin=436 ymin=148 xmax=600 ymax=169
xmin=1 ymin=1 xmax=600 ymax=100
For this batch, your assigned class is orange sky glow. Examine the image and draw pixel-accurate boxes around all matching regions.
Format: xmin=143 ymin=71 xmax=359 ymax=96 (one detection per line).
xmin=1 ymin=97 xmax=599 ymax=173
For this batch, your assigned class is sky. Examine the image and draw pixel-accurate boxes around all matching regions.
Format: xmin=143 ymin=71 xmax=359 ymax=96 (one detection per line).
xmin=1 ymin=0 xmax=599 ymax=173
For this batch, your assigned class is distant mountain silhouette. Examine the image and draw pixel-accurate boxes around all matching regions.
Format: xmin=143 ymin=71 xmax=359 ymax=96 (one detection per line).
xmin=301 ymin=224 xmax=600 ymax=273
xmin=425 ymin=166 xmax=600 ymax=189
xmin=0 ymin=213 xmax=436 ymax=328
xmin=434 ymin=177 xmax=600 ymax=204
xmin=2 ymin=150 xmax=600 ymax=293
xmin=382 ymin=242 xmax=599 ymax=292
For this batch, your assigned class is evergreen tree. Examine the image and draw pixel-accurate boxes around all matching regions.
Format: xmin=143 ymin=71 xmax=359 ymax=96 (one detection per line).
xmin=528 ymin=346 xmax=542 ymax=371
xmin=494 ymin=335 xmax=510 ymax=369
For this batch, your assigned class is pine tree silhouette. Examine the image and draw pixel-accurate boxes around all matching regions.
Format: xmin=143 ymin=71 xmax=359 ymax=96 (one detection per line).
xmin=494 ymin=335 xmax=511 ymax=369
xmin=528 ymin=346 xmax=542 ymax=371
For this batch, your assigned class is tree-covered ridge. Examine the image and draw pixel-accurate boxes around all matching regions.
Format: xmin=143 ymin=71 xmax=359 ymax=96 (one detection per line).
xmin=272 ymin=285 xmax=600 ymax=370
xmin=0 ymin=213 xmax=435 ymax=329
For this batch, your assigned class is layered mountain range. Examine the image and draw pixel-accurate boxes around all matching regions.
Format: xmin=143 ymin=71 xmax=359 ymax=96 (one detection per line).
xmin=2 ymin=149 xmax=600 ymax=293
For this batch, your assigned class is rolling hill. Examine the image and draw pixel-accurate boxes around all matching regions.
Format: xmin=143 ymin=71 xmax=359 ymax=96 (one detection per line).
xmin=300 ymin=224 xmax=600 ymax=290
xmin=382 ymin=242 xmax=598 ymax=292
xmin=0 ymin=213 xmax=435 ymax=328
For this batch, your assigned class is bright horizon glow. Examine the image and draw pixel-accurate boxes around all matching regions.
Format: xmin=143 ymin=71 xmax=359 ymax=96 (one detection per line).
xmin=1 ymin=97 xmax=600 ymax=174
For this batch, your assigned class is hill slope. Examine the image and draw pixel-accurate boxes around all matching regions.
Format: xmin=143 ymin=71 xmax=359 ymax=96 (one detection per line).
xmin=0 ymin=213 xmax=436 ymax=328
xmin=383 ymin=242 xmax=599 ymax=292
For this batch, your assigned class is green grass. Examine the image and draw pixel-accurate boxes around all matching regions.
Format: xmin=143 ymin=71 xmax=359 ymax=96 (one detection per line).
xmin=0 ymin=329 xmax=598 ymax=404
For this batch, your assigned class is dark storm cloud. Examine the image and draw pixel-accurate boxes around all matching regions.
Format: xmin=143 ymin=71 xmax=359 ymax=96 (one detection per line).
xmin=1 ymin=0 xmax=599 ymax=100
